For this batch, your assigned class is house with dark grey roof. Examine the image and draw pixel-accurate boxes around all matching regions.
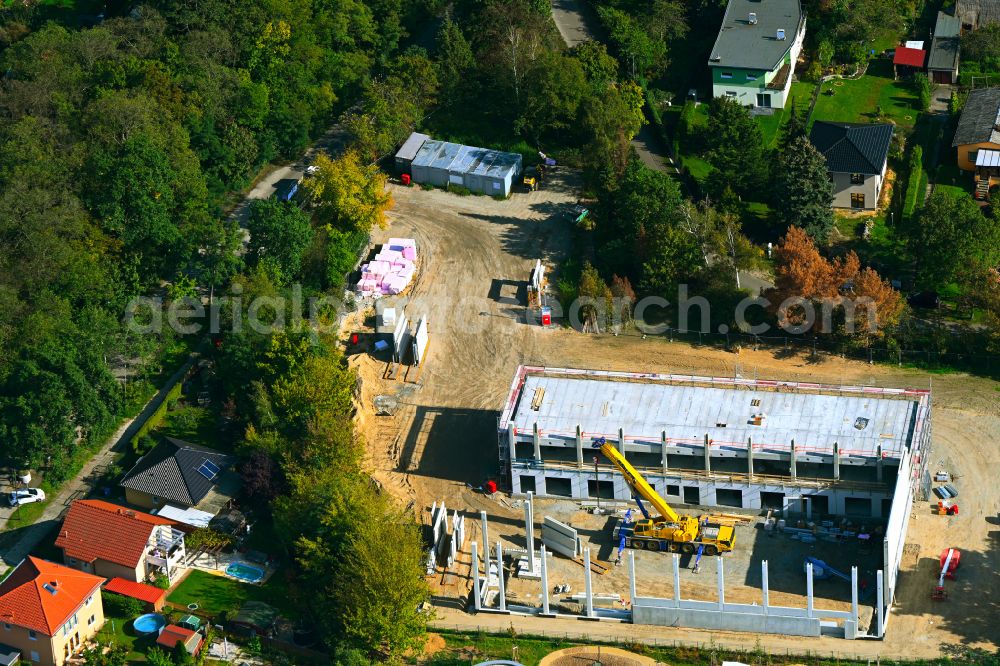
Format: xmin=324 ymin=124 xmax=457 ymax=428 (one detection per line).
xmin=120 ymin=438 xmax=236 ymax=512
xmin=928 ymin=11 xmax=961 ymax=84
xmin=809 ymin=121 xmax=894 ymax=210
xmin=956 ymin=0 xmax=1000 ymax=30
xmin=951 ymin=87 xmax=1000 ymax=198
xmin=708 ymin=0 xmax=806 ymax=109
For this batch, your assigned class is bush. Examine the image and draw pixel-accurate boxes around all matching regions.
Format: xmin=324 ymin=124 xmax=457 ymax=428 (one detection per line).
xmin=131 ymin=380 xmax=184 ymax=451
xmin=152 ymin=573 xmax=170 ymax=590
xmin=902 ymin=145 xmax=925 ymax=222
xmin=446 ymin=184 xmax=472 ymax=196
xmin=104 ymin=592 xmax=143 ymax=619
xmin=145 ymin=647 xmax=173 ymax=666
xmin=914 ymin=73 xmax=932 ymax=111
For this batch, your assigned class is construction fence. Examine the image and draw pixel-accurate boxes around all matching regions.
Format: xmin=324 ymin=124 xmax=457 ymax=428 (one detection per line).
xmin=612 ymin=324 xmax=1000 ymax=377
xmin=431 ymin=623 xmax=891 ymax=663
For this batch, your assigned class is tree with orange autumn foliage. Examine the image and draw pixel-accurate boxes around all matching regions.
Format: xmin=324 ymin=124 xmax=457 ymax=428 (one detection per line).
xmin=764 ymin=226 xmax=904 ymax=340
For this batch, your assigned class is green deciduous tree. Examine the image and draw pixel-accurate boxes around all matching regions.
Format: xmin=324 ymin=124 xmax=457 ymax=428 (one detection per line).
xmin=302 ymin=151 xmax=392 ymax=233
xmin=518 ymin=51 xmax=587 ymax=141
xmin=909 ymin=190 xmax=1000 ymax=290
xmin=772 ymin=135 xmax=836 ymax=242
xmin=245 ymin=199 xmax=314 ymax=284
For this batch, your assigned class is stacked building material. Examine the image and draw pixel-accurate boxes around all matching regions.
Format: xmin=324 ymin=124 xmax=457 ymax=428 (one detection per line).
xmin=357 ymin=238 xmax=418 ymax=295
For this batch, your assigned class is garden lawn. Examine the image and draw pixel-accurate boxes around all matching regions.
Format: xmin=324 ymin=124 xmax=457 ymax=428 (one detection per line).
xmin=167 ymin=569 xmax=298 ymax=621
xmin=811 ymin=60 xmax=920 ymax=129
xmin=96 ymin=610 xmax=158 ymax=662
xmin=157 ymin=405 xmax=219 ymax=449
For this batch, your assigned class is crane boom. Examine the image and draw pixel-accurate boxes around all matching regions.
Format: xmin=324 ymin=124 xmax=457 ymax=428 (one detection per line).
xmin=596 ymin=442 xmax=680 ymax=523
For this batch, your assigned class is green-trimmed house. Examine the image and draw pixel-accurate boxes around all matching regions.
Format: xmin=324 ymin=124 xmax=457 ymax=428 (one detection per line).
xmin=708 ymin=0 xmax=806 ymax=109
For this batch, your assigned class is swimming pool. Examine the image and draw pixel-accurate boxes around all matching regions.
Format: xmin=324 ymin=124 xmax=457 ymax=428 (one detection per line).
xmin=133 ymin=613 xmax=166 ymax=635
xmin=226 ymin=562 xmax=265 ymax=583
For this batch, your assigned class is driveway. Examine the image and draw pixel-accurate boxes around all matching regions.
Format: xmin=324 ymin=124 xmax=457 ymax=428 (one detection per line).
xmin=551 ymin=0 xmax=600 ymax=47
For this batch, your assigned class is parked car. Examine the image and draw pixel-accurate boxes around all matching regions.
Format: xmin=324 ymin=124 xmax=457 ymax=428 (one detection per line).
xmin=9 ymin=487 xmax=45 ymax=507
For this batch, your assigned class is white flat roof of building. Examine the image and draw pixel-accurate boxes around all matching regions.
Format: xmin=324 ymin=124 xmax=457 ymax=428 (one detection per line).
xmin=504 ymin=368 xmax=926 ymax=459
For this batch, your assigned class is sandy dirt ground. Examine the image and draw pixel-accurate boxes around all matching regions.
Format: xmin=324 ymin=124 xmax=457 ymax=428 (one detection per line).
xmin=346 ymin=173 xmax=1000 ymax=659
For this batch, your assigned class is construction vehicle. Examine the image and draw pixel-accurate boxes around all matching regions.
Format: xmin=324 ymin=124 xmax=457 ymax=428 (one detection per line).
xmin=522 ymin=165 xmax=540 ymax=191
xmin=594 ymin=441 xmax=737 ymax=555
xmin=931 ymin=547 xmax=960 ymax=600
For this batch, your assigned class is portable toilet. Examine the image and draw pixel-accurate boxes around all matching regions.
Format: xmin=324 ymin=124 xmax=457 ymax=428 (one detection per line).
xmin=540 ymin=307 xmax=552 ymax=326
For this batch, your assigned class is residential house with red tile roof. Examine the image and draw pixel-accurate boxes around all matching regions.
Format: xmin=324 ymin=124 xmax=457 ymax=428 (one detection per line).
xmin=0 ymin=557 xmax=105 ymax=666
xmin=55 ymin=500 xmax=187 ymax=585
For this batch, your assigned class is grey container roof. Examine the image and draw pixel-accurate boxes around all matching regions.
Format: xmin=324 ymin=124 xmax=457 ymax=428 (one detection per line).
xmin=510 ymin=374 xmax=919 ymax=459
xmin=412 ymin=139 xmax=521 ymax=177
xmin=412 ymin=139 xmax=463 ymax=170
xmin=952 ymin=87 xmax=1000 ymax=146
xmin=709 ymin=0 xmax=803 ymax=71
xmin=395 ymin=132 xmax=430 ymax=162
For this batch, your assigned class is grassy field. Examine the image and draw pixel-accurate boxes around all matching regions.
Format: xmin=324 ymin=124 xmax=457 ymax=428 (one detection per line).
xmin=812 ymin=60 xmax=920 ymax=129
xmin=167 ymin=569 xmax=298 ymax=621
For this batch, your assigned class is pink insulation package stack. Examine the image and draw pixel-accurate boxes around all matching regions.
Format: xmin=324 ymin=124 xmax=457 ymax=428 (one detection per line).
xmin=356 ymin=239 xmax=418 ymax=296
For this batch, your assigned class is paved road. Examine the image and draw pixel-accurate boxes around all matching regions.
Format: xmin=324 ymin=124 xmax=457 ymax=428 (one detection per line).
xmin=227 ymin=124 xmax=351 ymax=227
xmin=0 ymin=355 xmax=197 ymax=572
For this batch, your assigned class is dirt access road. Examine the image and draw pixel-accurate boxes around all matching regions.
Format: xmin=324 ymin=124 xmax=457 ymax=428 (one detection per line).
xmin=350 ymin=173 xmax=1000 ymax=658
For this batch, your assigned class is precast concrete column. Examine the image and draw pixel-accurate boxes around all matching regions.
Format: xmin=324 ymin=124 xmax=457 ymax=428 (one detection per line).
xmin=481 ymin=510 xmax=489 ymax=561
xmin=576 ymin=424 xmax=584 ymax=468
xmin=876 ymin=569 xmax=885 ymax=636
xmin=704 ymin=434 xmax=711 ymax=473
xmin=533 ymin=422 xmax=541 ymax=461
xmin=508 ymin=423 xmax=516 ymax=461
xmin=806 ymin=561 xmax=814 ymax=618
xmin=761 ymin=560 xmax=769 ymax=613
xmin=619 ymin=427 xmax=626 ymax=463
xmin=672 ymin=554 xmax=681 ymax=606
xmin=716 ymin=556 xmax=725 ymax=610
xmin=540 ymin=545 xmax=550 ymax=614
xmin=497 ymin=541 xmax=506 ymax=612
xmin=524 ymin=491 xmax=535 ymax=572
xmin=628 ymin=550 xmax=637 ymax=607
xmin=851 ymin=566 xmax=859 ymax=622
xmin=877 ymin=445 xmax=884 ymax=482
xmin=747 ymin=437 xmax=754 ymax=479
xmin=661 ymin=430 xmax=669 ymax=473
xmin=584 ymin=547 xmax=595 ymax=618
xmin=471 ymin=541 xmax=481 ymax=611
xmin=790 ymin=439 xmax=797 ymax=480
xmin=833 ymin=442 xmax=841 ymax=481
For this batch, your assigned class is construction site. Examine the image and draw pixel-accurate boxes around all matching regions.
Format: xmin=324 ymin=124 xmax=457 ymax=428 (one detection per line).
xmin=348 ymin=172 xmax=1000 ymax=658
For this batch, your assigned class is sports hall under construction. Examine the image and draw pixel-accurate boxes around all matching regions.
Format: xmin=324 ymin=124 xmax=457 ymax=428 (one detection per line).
xmin=493 ymin=365 xmax=932 ymax=638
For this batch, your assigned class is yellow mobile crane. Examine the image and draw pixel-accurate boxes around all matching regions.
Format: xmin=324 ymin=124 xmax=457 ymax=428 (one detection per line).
xmin=594 ymin=441 xmax=737 ymax=555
